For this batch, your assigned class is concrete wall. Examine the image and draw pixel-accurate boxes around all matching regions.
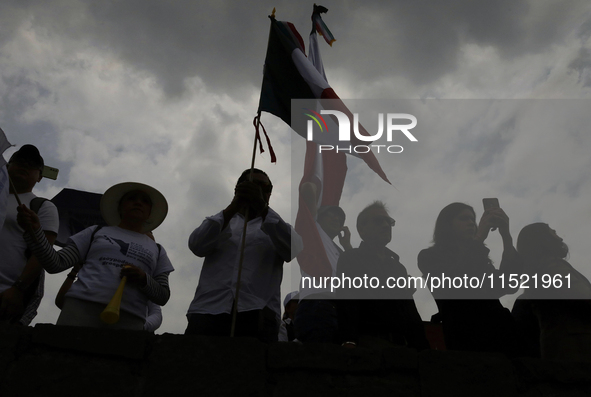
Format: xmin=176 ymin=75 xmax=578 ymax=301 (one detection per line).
xmin=1 ymin=323 xmax=590 ymax=397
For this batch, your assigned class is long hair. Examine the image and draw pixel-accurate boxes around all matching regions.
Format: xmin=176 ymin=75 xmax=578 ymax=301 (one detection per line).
xmin=517 ymin=223 xmax=569 ymax=262
xmin=432 ymin=202 xmax=475 ymax=248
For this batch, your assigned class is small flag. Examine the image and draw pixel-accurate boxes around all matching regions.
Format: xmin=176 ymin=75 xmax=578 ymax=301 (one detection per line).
xmin=0 ymin=127 xmax=12 ymax=168
xmin=295 ymin=18 xmax=347 ymax=277
xmin=312 ymin=4 xmax=336 ymax=47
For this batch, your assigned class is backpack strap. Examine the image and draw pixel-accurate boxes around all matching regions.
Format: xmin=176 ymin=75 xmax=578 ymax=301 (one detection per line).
xmin=82 ymin=225 xmax=104 ymax=261
xmin=29 ymin=197 xmax=49 ymax=214
xmin=89 ymin=225 xmax=103 ymax=246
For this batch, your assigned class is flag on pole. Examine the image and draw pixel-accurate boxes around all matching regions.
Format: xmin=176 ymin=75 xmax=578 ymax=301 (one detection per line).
xmin=295 ymin=15 xmax=347 ymax=277
xmin=0 ymin=127 xmax=11 ymax=168
xmin=311 ymin=4 xmax=336 ymax=47
xmin=303 ymin=15 xmax=346 ymax=207
xmin=0 ymin=127 xmax=14 ymax=228
xmin=258 ymin=15 xmax=390 ymax=184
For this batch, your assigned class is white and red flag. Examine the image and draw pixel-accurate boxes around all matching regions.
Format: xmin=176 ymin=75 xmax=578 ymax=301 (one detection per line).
xmin=312 ymin=4 xmax=336 ymax=47
xmin=257 ymin=12 xmax=392 ymax=276
xmin=257 ymin=15 xmax=390 ymax=184
xmin=294 ymin=17 xmax=347 ymax=277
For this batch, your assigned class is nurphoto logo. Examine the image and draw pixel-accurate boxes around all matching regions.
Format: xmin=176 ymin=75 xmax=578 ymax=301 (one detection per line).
xmin=304 ymin=109 xmax=418 ymax=154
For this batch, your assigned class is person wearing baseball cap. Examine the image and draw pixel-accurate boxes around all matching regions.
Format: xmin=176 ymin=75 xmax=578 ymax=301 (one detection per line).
xmin=17 ymin=182 xmax=174 ymax=329
xmin=0 ymin=144 xmax=59 ymax=326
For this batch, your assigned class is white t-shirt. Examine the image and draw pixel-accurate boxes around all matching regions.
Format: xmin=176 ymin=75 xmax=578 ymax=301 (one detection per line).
xmin=0 ymin=193 xmax=59 ymax=292
xmin=187 ymin=208 xmax=301 ymax=318
xmin=67 ymin=226 xmax=174 ymax=320
xmin=298 ymin=221 xmax=341 ymax=300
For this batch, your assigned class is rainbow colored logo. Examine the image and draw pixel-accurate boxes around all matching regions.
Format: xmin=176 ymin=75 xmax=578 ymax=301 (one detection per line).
xmin=303 ymin=108 xmax=328 ymax=133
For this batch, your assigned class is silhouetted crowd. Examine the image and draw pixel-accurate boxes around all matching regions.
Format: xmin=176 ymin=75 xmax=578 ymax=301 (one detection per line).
xmin=2 ymin=144 xmax=590 ymax=363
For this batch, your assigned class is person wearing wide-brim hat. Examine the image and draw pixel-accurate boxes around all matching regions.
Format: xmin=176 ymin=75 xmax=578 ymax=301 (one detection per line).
xmin=17 ymin=182 xmax=174 ymax=330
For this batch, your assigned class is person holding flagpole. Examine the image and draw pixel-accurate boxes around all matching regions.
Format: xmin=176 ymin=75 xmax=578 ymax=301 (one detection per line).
xmin=0 ymin=144 xmax=59 ymax=326
xmin=185 ymin=168 xmax=302 ymax=343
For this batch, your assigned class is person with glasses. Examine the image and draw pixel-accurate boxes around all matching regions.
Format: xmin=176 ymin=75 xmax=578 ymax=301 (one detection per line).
xmin=336 ymin=201 xmax=428 ymax=350
xmin=418 ymin=202 xmax=523 ymax=355
xmin=185 ymin=168 xmax=302 ymax=343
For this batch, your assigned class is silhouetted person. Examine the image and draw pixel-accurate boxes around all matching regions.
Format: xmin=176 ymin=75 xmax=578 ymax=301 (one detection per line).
xmin=18 ymin=182 xmax=173 ymax=330
xmin=418 ymin=202 xmax=523 ymax=355
xmin=0 ymin=145 xmax=58 ymax=325
xmin=336 ymin=201 xmax=428 ymax=350
xmin=185 ymin=168 xmax=302 ymax=343
xmin=55 ymin=230 xmax=165 ymax=332
xmin=517 ymin=223 xmax=591 ymax=361
xmin=279 ymin=291 xmax=299 ymax=342
xmin=295 ymin=180 xmax=352 ymax=343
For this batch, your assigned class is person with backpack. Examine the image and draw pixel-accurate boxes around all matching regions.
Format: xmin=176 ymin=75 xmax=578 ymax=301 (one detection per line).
xmin=16 ymin=182 xmax=173 ymax=330
xmin=54 ymin=231 xmax=164 ymax=332
xmin=0 ymin=145 xmax=59 ymax=325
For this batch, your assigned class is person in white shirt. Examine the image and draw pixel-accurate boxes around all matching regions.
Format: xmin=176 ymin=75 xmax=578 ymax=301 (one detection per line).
xmin=17 ymin=182 xmax=173 ymax=330
xmin=185 ymin=168 xmax=302 ymax=342
xmin=0 ymin=145 xmax=58 ymax=325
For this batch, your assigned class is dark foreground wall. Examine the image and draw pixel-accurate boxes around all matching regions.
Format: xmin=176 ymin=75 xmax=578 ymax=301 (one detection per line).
xmin=1 ymin=323 xmax=590 ymax=397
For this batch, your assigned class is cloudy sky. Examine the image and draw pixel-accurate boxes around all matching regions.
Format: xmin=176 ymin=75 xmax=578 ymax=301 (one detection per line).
xmin=2 ymin=0 xmax=591 ymax=334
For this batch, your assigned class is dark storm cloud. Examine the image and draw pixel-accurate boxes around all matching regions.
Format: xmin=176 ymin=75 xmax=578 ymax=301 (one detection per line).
xmin=327 ymin=0 xmax=584 ymax=86
xmin=82 ymin=0 xmax=316 ymax=98
xmin=0 ymin=72 xmax=63 ymax=166
xmin=469 ymin=116 xmax=516 ymax=172
xmin=1 ymin=73 xmax=52 ymax=117
xmin=4 ymin=1 xmax=585 ymax=99
xmin=569 ymin=48 xmax=591 ymax=87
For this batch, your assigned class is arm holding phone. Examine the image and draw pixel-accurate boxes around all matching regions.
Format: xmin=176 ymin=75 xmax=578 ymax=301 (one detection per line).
xmin=477 ymin=198 xmax=522 ymax=283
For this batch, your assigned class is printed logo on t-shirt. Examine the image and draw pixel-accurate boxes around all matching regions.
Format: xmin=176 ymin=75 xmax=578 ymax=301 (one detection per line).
xmin=99 ymin=235 xmax=155 ymax=269
xmin=110 ymin=238 xmax=130 ymax=255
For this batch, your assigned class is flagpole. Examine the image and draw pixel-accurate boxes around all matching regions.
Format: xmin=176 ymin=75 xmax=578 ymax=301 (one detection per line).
xmin=8 ymin=175 xmax=38 ymax=243
xmin=230 ymin=10 xmax=275 ymax=338
xmin=230 ymin=111 xmax=261 ymax=337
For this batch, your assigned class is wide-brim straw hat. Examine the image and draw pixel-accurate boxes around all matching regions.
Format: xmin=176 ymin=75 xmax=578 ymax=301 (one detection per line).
xmin=100 ymin=182 xmax=168 ymax=233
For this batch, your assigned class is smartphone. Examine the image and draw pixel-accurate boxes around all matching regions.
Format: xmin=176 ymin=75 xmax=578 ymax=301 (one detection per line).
xmin=483 ymin=198 xmax=499 ymax=231
xmin=42 ymin=165 xmax=59 ymax=180
xmin=482 ymin=198 xmax=499 ymax=210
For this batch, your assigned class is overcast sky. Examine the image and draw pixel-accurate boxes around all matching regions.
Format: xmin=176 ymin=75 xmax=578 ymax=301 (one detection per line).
xmin=2 ymin=1 xmax=591 ymax=334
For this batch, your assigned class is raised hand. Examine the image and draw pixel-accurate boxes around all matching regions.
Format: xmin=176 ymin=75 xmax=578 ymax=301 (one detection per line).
xmin=16 ymin=204 xmax=41 ymax=232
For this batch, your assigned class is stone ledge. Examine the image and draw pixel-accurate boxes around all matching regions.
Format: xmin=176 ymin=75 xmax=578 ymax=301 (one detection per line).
xmin=0 ymin=323 xmax=590 ymax=397
xmin=32 ymin=323 xmax=150 ymax=359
